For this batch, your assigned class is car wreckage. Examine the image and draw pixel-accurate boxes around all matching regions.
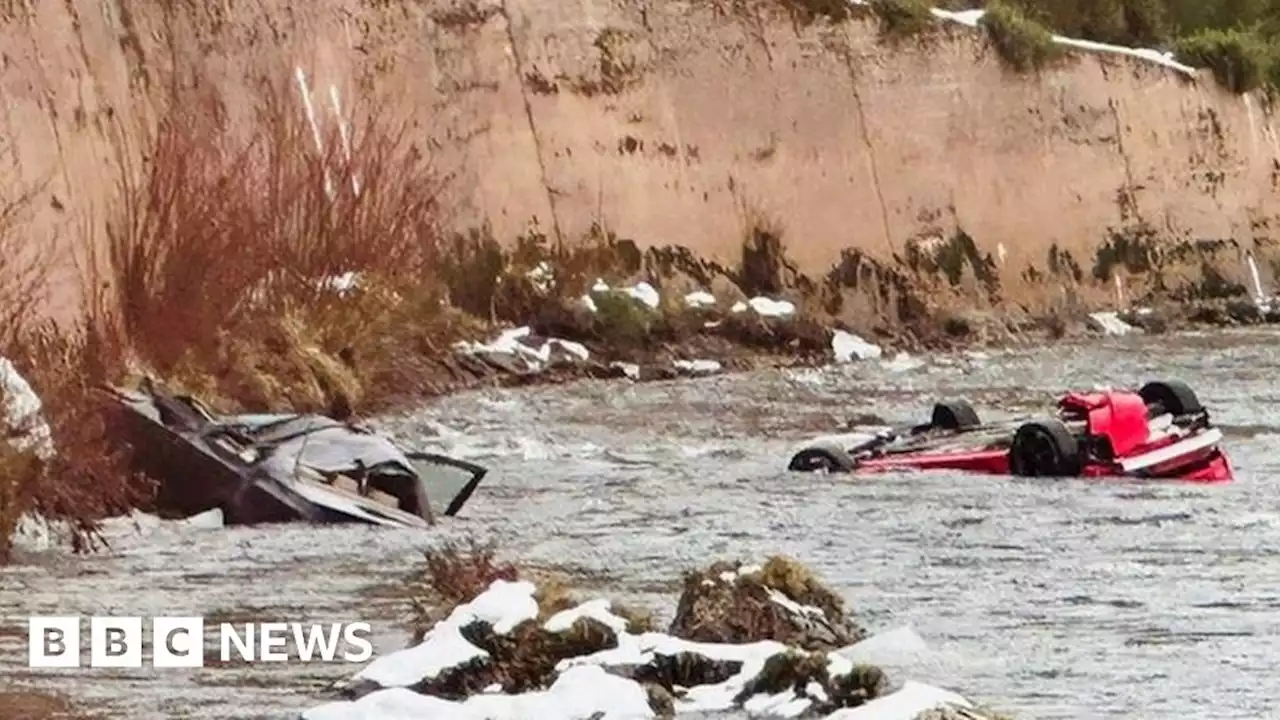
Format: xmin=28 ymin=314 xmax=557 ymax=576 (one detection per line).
xmin=788 ymin=380 xmax=1232 ymax=482
xmin=109 ymin=380 xmax=488 ymax=528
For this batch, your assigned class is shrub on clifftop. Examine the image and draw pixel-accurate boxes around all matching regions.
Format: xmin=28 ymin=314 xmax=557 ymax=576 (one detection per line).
xmin=870 ymin=0 xmax=938 ymax=40
xmin=1175 ymin=27 xmax=1277 ymax=93
xmin=981 ymin=2 xmax=1064 ymax=71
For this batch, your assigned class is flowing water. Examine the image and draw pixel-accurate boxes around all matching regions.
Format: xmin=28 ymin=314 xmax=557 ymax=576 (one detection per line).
xmin=3 ymin=329 xmax=1280 ymax=719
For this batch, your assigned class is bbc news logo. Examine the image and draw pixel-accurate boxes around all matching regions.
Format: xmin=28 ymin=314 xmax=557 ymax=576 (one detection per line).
xmin=28 ymin=616 xmax=374 ymax=668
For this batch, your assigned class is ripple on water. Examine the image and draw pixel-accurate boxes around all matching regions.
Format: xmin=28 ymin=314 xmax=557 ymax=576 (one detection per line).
xmin=6 ymin=330 xmax=1280 ymax=718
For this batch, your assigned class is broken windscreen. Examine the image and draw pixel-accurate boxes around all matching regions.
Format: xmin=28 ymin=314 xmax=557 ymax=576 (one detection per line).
xmin=404 ymin=452 xmax=487 ymax=517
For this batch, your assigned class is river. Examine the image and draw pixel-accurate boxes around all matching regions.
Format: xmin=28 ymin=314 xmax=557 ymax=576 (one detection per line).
xmin=3 ymin=328 xmax=1279 ymax=719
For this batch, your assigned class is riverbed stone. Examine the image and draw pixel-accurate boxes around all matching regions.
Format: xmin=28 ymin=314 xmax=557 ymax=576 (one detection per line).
xmin=667 ymin=556 xmax=867 ymax=650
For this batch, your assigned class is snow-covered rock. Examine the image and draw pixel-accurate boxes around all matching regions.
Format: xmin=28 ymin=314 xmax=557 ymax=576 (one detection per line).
xmin=1087 ymin=311 xmax=1137 ymax=336
xmin=1 ymin=356 xmax=53 ymax=460
xmin=308 ymin=558 xmax=1004 ymax=720
xmin=832 ymin=331 xmax=882 ymax=363
xmin=453 ymin=327 xmax=591 ymax=373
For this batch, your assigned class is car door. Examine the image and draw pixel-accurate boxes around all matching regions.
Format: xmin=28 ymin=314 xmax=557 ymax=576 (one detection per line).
xmin=403 ymin=452 xmax=488 ymax=517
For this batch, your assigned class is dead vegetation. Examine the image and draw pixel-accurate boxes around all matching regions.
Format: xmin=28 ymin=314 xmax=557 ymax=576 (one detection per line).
xmin=407 ymin=538 xmax=657 ymax=643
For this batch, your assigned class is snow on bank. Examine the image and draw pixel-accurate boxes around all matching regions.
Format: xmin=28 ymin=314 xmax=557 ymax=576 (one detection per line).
xmin=832 ymin=331 xmax=882 ymax=363
xmin=307 ymin=580 xmax=988 ymax=720
xmin=732 ymin=297 xmax=796 ymax=318
xmin=926 ymin=5 xmax=1197 ymax=76
xmin=1 ymin=356 xmax=54 ymax=460
xmin=453 ymin=326 xmax=591 ymax=373
xmin=1087 ymin=311 xmax=1138 ymax=336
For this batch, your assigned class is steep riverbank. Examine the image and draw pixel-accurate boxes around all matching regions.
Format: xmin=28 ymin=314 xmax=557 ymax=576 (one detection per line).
xmin=1 ymin=0 xmax=1278 ymax=321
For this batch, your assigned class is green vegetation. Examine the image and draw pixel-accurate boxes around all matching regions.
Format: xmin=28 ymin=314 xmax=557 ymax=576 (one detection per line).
xmin=869 ymin=0 xmax=937 ymax=39
xmin=980 ymin=2 xmax=1065 ymax=70
xmin=969 ymin=0 xmax=1280 ymax=91
xmin=1175 ymin=27 xmax=1277 ymax=92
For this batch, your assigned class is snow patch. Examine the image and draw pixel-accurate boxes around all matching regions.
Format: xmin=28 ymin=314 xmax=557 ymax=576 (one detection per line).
xmin=627 ymin=282 xmax=661 ymax=309
xmin=749 ymin=297 xmax=796 ymax=317
xmin=0 ymin=356 xmax=54 ymax=460
xmin=309 ymin=666 xmax=655 ymax=720
xmin=827 ymin=681 xmax=974 ymax=720
xmin=1087 ymin=311 xmax=1137 ymax=336
xmin=683 ymin=290 xmax=716 ymax=308
xmin=316 ymin=580 xmax=989 ymax=720
xmin=454 ymin=327 xmax=591 ymax=371
xmin=832 ymin=331 xmax=882 ymax=363
xmin=929 ymin=6 xmax=1198 ymax=76
xmin=587 ymin=279 xmax=662 ymax=310
xmin=318 ymin=271 xmax=362 ymax=297
xmin=527 ymin=262 xmax=555 ymax=293
xmin=543 ymin=598 xmax=631 ymax=635
xmin=350 ymin=579 xmax=539 ymax=688
xmin=673 ymin=359 xmax=722 ymax=376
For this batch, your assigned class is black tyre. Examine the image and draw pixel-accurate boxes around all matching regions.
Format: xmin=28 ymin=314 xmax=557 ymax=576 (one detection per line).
xmin=930 ymin=400 xmax=981 ymax=430
xmin=1009 ymin=418 xmax=1082 ymax=477
xmin=788 ymin=445 xmax=857 ymax=473
xmin=1139 ymin=380 xmax=1203 ymax=417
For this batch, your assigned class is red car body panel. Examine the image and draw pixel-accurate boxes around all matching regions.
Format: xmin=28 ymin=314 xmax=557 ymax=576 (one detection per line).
xmin=821 ymin=389 xmax=1233 ymax=483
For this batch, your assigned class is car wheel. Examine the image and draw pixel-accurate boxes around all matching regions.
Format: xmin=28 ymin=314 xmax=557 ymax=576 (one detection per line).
xmin=788 ymin=446 xmax=857 ymax=473
xmin=1138 ymin=380 xmax=1203 ymax=417
xmin=930 ymin=400 xmax=981 ymax=430
xmin=1009 ymin=418 xmax=1082 ymax=477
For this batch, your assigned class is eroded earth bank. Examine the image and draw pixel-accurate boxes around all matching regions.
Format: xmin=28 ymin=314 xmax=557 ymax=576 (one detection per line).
xmin=5 ymin=0 xmax=1280 ymax=322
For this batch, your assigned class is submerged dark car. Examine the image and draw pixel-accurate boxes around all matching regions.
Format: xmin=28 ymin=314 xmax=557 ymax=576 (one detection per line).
xmin=109 ymin=380 xmax=488 ymax=528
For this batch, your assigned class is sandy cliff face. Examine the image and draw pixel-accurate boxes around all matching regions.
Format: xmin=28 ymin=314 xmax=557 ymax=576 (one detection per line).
xmin=3 ymin=0 xmax=1277 ymax=318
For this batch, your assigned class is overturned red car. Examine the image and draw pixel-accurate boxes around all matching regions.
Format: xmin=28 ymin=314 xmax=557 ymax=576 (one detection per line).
xmin=788 ymin=380 xmax=1232 ymax=482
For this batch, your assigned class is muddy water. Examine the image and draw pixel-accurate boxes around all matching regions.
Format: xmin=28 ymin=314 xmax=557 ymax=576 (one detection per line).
xmin=4 ymin=329 xmax=1280 ymax=719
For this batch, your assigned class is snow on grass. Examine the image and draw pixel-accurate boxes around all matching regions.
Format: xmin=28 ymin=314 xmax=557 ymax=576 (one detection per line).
xmin=827 ymin=681 xmax=974 ymax=720
xmin=309 ymin=666 xmax=655 ymax=720
xmin=586 ymin=279 xmax=662 ymax=310
xmin=543 ymin=598 xmax=630 ymax=634
xmin=312 ymin=579 xmax=989 ymax=720
xmin=765 ymin=587 xmax=827 ymax=620
xmin=927 ymin=5 xmax=1197 ymax=76
xmin=348 ymin=579 xmax=539 ymax=688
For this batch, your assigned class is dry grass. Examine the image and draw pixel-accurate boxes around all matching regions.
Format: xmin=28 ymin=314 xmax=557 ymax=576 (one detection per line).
xmin=0 ymin=166 xmax=148 ymax=561
xmin=407 ymin=538 xmax=658 ymax=643
xmin=92 ymin=76 xmax=452 ymax=415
